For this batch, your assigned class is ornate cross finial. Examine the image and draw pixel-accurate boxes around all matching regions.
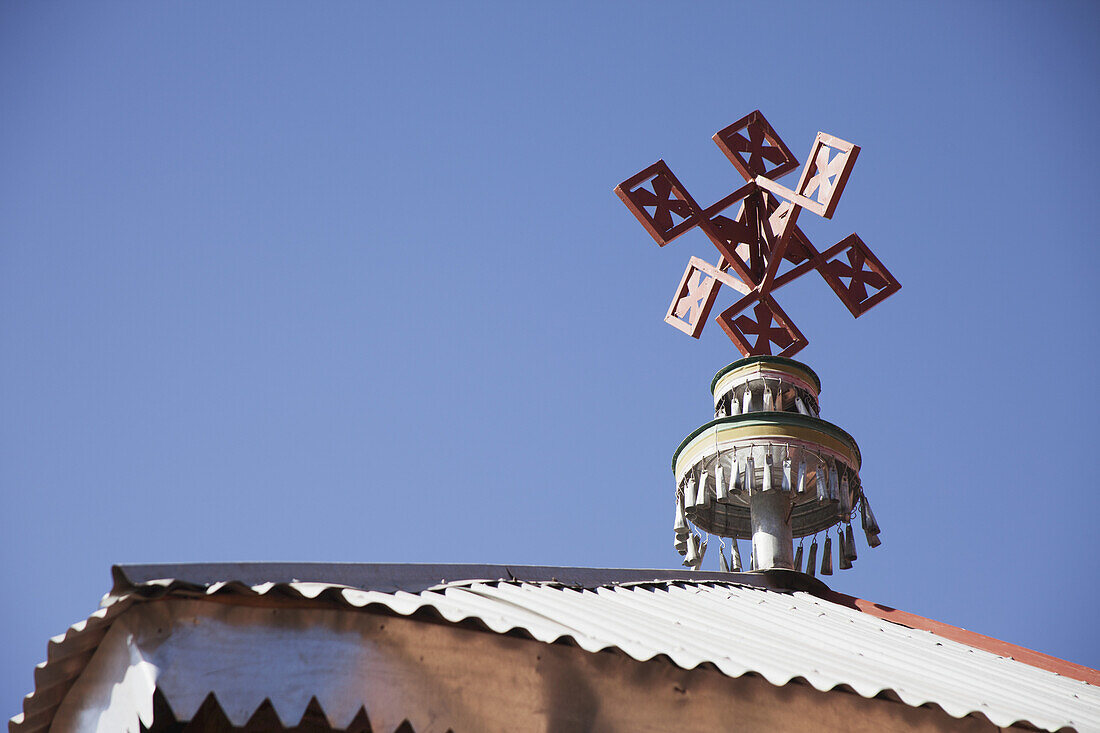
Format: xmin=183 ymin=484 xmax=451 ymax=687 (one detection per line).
xmin=615 ymin=111 xmax=900 ymax=358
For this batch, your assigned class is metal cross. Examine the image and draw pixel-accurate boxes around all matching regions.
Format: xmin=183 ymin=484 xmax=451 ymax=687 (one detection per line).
xmin=614 ymin=110 xmax=900 ymax=358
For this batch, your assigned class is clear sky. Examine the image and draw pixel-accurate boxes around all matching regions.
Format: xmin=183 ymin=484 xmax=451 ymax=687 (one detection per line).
xmin=3 ymin=1 xmax=1099 ymax=711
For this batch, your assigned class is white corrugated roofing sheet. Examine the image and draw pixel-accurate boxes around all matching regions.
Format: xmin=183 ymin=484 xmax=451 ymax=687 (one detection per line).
xmin=10 ymin=565 xmax=1100 ymax=733
xmin=326 ymin=581 xmax=1100 ymax=731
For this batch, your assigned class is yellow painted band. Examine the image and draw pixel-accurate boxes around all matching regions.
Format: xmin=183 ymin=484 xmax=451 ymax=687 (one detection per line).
xmin=712 ymin=362 xmax=821 ymax=399
xmin=674 ymin=423 xmax=859 ymax=479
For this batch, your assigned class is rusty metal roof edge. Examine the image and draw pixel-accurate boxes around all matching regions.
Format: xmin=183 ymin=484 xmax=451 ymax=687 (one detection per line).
xmin=110 ymin=563 xmax=831 ymax=599
xmin=818 ymin=588 xmax=1100 ymax=689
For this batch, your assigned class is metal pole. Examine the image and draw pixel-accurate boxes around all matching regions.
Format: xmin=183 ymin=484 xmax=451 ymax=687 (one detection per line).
xmin=750 ymin=489 xmax=793 ymax=570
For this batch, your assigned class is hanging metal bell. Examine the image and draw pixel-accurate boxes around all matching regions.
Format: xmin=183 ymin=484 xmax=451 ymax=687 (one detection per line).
xmin=722 ymin=460 xmax=738 ymax=504
xmin=675 ymin=533 xmax=688 ymax=555
xmin=715 ymin=459 xmax=729 ymax=502
xmin=762 ymin=449 xmax=774 ymax=492
xmin=763 ymin=384 xmax=775 ymax=411
xmin=795 ymin=394 xmax=810 ymax=415
xmin=674 ymin=497 xmax=688 ymax=535
xmin=839 ymin=473 xmax=852 ymax=516
xmin=719 ymin=544 xmax=730 ymax=572
xmin=742 ymin=385 xmax=753 ymax=414
xmin=844 ymin=523 xmax=858 ymax=562
xmin=860 ymin=495 xmax=882 ymax=547
xmin=838 ymin=530 xmax=853 ymax=570
xmin=828 ymin=464 xmax=840 ymax=503
xmin=806 ymin=539 xmax=818 ymax=578
xmin=860 ymin=494 xmax=881 ymax=535
xmin=729 ymin=538 xmax=743 ymax=571
xmin=744 ymin=456 xmax=756 ymax=495
xmin=683 ymin=533 xmax=699 ymax=567
xmin=782 ymin=456 xmax=793 ymax=492
xmin=821 ymin=535 xmax=834 ymax=575
xmin=683 ymin=474 xmax=697 ymax=510
xmin=695 ymin=468 xmax=710 ymax=508
xmin=694 ymin=537 xmax=707 ymax=570
xmin=816 ymin=460 xmax=829 ymax=501
xmin=793 ymin=543 xmax=804 ymax=573
xmin=796 ymin=458 xmax=807 ymax=494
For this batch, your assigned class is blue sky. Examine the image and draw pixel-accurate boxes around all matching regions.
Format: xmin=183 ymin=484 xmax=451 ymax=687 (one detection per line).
xmin=3 ymin=1 xmax=1099 ymax=709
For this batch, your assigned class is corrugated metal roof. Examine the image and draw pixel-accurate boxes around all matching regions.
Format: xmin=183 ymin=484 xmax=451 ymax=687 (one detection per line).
xmin=11 ymin=564 xmax=1100 ymax=733
xmin=10 ymin=602 xmax=132 ymax=733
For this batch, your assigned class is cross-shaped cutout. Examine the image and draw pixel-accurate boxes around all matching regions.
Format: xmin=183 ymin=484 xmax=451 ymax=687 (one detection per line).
xmin=717 ymin=293 xmax=807 ymax=358
xmin=819 ymin=234 xmax=901 ymax=317
xmin=614 ymin=161 xmax=701 ymax=245
xmin=714 ymin=110 xmax=799 ymax=181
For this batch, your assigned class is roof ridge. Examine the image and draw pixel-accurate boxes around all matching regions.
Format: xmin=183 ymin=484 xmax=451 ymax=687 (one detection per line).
xmin=110 ymin=563 xmax=829 ymax=596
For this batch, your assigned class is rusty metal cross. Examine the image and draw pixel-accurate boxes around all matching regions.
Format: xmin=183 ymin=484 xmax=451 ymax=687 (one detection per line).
xmin=614 ymin=111 xmax=900 ymax=358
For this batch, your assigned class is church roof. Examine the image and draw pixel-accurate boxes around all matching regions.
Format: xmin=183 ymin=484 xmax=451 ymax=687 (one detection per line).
xmin=11 ymin=563 xmax=1100 ymax=733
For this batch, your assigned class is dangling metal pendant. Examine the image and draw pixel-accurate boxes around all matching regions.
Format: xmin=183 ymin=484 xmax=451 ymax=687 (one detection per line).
xmin=860 ymin=495 xmax=882 ymax=547
xmin=674 ymin=494 xmax=688 ymax=533
xmin=793 ymin=543 xmax=804 ymax=574
xmin=838 ymin=530 xmax=853 ymax=570
xmin=844 ymin=523 xmax=858 ymax=562
xmin=782 ymin=455 xmax=793 ymax=492
xmin=683 ymin=533 xmax=699 ymax=567
xmin=861 ymin=494 xmax=881 ymax=529
xmin=675 ymin=533 xmax=688 ymax=555
xmin=744 ymin=455 xmax=756 ymax=495
xmin=741 ymin=386 xmax=753 ymax=414
xmin=715 ymin=459 xmax=729 ymax=503
xmin=838 ymin=473 xmax=851 ymax=516
xmin=729 ymin=538 xmax=743 ymax=572
xmin=806 ymin=539 xmax=818 ymax=578
xmin=763 ymin=383 xmax=775 ymax=411
xmin=762 ymin=449 xmax=774 ymax=492
xmin=683 ymin=473 xmax=697 ymax=510
xmin=723 ymin=459 xmax=738 ymax=503
xmin=719 ymin=542 xmax=730 ymax=572
xmin=695 ymin=536 xmax=708 ymax=570
xmin=815 ymin=460 xmax=829 ymax=501
xmin=795 ymin=394 xmax=810 ymax=415
xmin=796 ymin=458 xmax=807 ymax=494
xmin=695 ymin=467 xmax=709 ymax=508
xmin=860 ymin=494 xmax=880 ymax=534
xmin=821 ymin=534 xmax=834 ymax=575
